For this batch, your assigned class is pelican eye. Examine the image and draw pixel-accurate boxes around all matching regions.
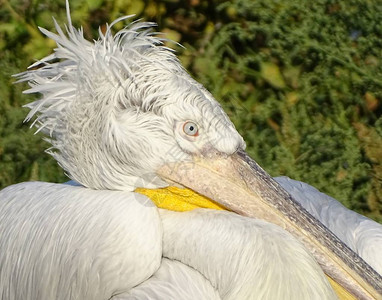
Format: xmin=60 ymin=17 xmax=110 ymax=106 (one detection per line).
xmin=183 ymin=121 xmax=199 ymax=136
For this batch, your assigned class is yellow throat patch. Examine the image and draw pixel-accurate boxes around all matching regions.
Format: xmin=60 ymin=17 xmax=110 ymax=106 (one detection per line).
xmin=135 ymin=186 xmax=355 ymax=300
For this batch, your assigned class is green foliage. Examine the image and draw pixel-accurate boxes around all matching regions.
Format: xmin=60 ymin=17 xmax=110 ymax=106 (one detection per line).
xmin=0 ymin=0 xmax=381 ymax=221
xmin=182 ymin=0 xmax=382 ymax=221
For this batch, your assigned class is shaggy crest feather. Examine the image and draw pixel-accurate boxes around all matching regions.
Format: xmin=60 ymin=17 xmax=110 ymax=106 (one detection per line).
xmin=16 ymin=2 xmax=244 ymax=190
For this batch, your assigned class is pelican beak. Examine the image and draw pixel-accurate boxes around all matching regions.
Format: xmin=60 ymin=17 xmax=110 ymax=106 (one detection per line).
xmin=157 ymin=148 xmax=382 ymax=300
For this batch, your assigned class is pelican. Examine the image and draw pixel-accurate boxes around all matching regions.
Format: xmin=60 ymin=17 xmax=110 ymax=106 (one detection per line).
xmin=0 ymin=2 xmax=381 ymax=299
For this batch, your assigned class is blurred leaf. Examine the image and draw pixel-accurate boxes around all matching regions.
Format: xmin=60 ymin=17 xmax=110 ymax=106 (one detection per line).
xmin=23 ymin=35 xmax=56 ymax=60
xmin=353 ymin=122 xmax=382 ymax=215
xmin=0 ymin=23 xmax=18 ymax=35
xmin=353 ymin=123 xmax=382 ymax=165
xmin=283 ymin=66 xmax=300 ymax=89
xmin=162 ymin=28 xmax=182 ymax=44
xmin=124 ymin=0 xmax=145 ymax=16
xmin=86 ymin=0 xmax=104 ymax=10
xmin=285 ymin=91 xmax=299 ymax=106
xmin=260 ymin=61 xmax=286 ymax=89
xmin=364 ymin=92 xmax=379 ymax=112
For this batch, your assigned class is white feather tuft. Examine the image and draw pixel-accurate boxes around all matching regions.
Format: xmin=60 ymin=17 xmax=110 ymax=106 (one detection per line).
xmin=16 ymin=3 xmax=245 ymax=191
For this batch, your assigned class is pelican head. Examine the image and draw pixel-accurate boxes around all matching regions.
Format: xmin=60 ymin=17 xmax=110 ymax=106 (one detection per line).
xmin=21 ymin=14 xmax=244 ymax=191
xmin=17 ymin=5 xmax=381 ymax=300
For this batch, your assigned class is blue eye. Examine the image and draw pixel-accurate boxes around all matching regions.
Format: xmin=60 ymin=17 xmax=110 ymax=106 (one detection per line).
xmin=183 ymin=121 xmax=199 ymax=136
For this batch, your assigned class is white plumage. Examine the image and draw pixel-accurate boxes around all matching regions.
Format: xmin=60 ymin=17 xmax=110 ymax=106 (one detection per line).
xmin=159 ymin=209 xmax=336 ymax=299
xmin=115 ymin=258 xmax=221 ymax=300
xmin=0 ymin=182 xmax=161 ymax=299
xmin=1 ymin=2 xmax=381 ymax=299
xmin=0 ymin=182 xmax=337 ymax=299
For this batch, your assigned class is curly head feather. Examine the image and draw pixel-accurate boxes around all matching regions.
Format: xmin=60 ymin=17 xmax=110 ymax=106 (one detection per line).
xmin=16 ymin=1 xmax=244 ymax=190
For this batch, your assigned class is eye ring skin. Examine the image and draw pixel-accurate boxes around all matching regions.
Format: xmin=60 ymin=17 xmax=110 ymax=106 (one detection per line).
xmin=183 ymin=121 xmax=199 ymax=137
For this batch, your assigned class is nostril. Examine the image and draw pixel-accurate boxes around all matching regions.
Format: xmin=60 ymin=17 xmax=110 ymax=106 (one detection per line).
xmin=234 ymin=145 xmax=245 ymax=155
